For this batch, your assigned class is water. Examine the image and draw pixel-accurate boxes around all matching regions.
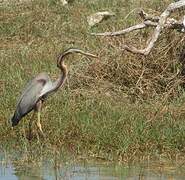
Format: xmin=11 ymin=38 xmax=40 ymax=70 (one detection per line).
xmin=0 ymin=153 xmax=184 ymax=180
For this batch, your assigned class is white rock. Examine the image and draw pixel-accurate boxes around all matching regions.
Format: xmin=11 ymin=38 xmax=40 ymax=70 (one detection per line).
xmin=87 ymin=11 xmax=115 ymax=27
xmin=60 ymin=0 xmax=68 ymax=6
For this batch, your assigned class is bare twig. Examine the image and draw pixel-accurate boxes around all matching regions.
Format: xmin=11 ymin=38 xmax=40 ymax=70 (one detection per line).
xmin=91 ymin=23 xmax=147 ymax=36
xmin=91 ymin=11 xmax=184 ymax=36
xmin=91 ymin=0 xmax=185 ymax=55
xmin=135 ymin=0 xmax=185 ymax=55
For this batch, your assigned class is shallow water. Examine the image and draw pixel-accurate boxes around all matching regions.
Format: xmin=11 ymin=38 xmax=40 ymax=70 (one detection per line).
xmin=0 ymin=153 xmax=184 ymax=180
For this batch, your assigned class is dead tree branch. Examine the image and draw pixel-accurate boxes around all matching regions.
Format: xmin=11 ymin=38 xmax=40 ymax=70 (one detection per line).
xmin=91 ymin=0 xmax=185 ymax=55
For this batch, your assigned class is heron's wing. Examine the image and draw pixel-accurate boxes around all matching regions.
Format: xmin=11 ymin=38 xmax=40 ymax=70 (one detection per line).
xmin=16 ymin=78 xmax=35 ymax=104
xmin=11 ymin=73 xmax=51 ymax=126
xmin=17 ymin=72 xmax=50 ymax=103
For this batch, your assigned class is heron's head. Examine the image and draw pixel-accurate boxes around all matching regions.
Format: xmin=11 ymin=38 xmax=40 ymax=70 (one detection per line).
xmin=57 ymin=48 xmax=98 ymax=68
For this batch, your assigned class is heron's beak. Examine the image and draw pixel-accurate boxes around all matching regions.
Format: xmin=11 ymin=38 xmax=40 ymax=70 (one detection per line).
xmin=82 ymin=52 xmax=98 ymax=58
xmin=69 ymin=49 xmax=98 ymax=58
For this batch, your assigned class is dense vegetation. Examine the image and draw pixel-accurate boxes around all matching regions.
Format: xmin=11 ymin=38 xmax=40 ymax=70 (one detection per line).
xmin=0 ymin=0 xmax=184 ymax=162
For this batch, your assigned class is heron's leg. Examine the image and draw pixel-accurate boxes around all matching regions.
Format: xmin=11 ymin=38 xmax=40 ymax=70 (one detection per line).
xmin=36 ymin=100 xmax=45 ymax=137
xmin=28 ymin=111 xmax=35 ymax=139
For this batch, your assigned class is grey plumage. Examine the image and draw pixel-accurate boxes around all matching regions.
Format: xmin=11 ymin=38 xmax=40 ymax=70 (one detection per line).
xmin=11 ymin=73 xmax=50 ymax=126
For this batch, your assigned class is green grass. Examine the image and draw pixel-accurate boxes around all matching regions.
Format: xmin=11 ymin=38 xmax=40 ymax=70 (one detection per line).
xmin=0 ymin=0 xmax=185 ymax=162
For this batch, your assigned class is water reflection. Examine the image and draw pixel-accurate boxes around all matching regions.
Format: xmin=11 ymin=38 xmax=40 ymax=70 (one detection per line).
xmin=0 ymin=152 xmax=184 ymax=180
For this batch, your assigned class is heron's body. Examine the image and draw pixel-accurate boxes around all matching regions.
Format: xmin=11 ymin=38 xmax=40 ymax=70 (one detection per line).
xmin=11 ymin=72 xmax=51 ymax=127
xmin=10 ymin=48 xmax=97 ymax=139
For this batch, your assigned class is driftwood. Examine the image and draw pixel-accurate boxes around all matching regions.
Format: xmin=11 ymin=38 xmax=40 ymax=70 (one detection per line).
xmin=91 ymin=0 xmax=185 ymax=55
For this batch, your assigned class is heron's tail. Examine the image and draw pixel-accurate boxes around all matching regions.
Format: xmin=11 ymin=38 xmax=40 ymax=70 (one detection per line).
xmin=11 ymin=113 xmax=21 ymax=127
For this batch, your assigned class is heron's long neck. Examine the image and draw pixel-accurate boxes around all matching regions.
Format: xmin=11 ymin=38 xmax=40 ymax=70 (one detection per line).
xmin=50 ymin=64 xmax=68 ymax=93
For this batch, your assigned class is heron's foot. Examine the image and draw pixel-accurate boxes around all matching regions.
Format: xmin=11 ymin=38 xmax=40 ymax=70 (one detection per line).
xmin=38 ymin=131 xmax=46 ymax=139
xmin=36 ymin=124 xmax=46 ymax=139
xmin=36 ymin=131 xmax=46 ymax=143
xmin=26 ymin=132 xmax=34 ymax=141
xmin=27 ymin=133 xmax=33 ymax=141
xmin=36 ymin=124 xmax=45 ymax=139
